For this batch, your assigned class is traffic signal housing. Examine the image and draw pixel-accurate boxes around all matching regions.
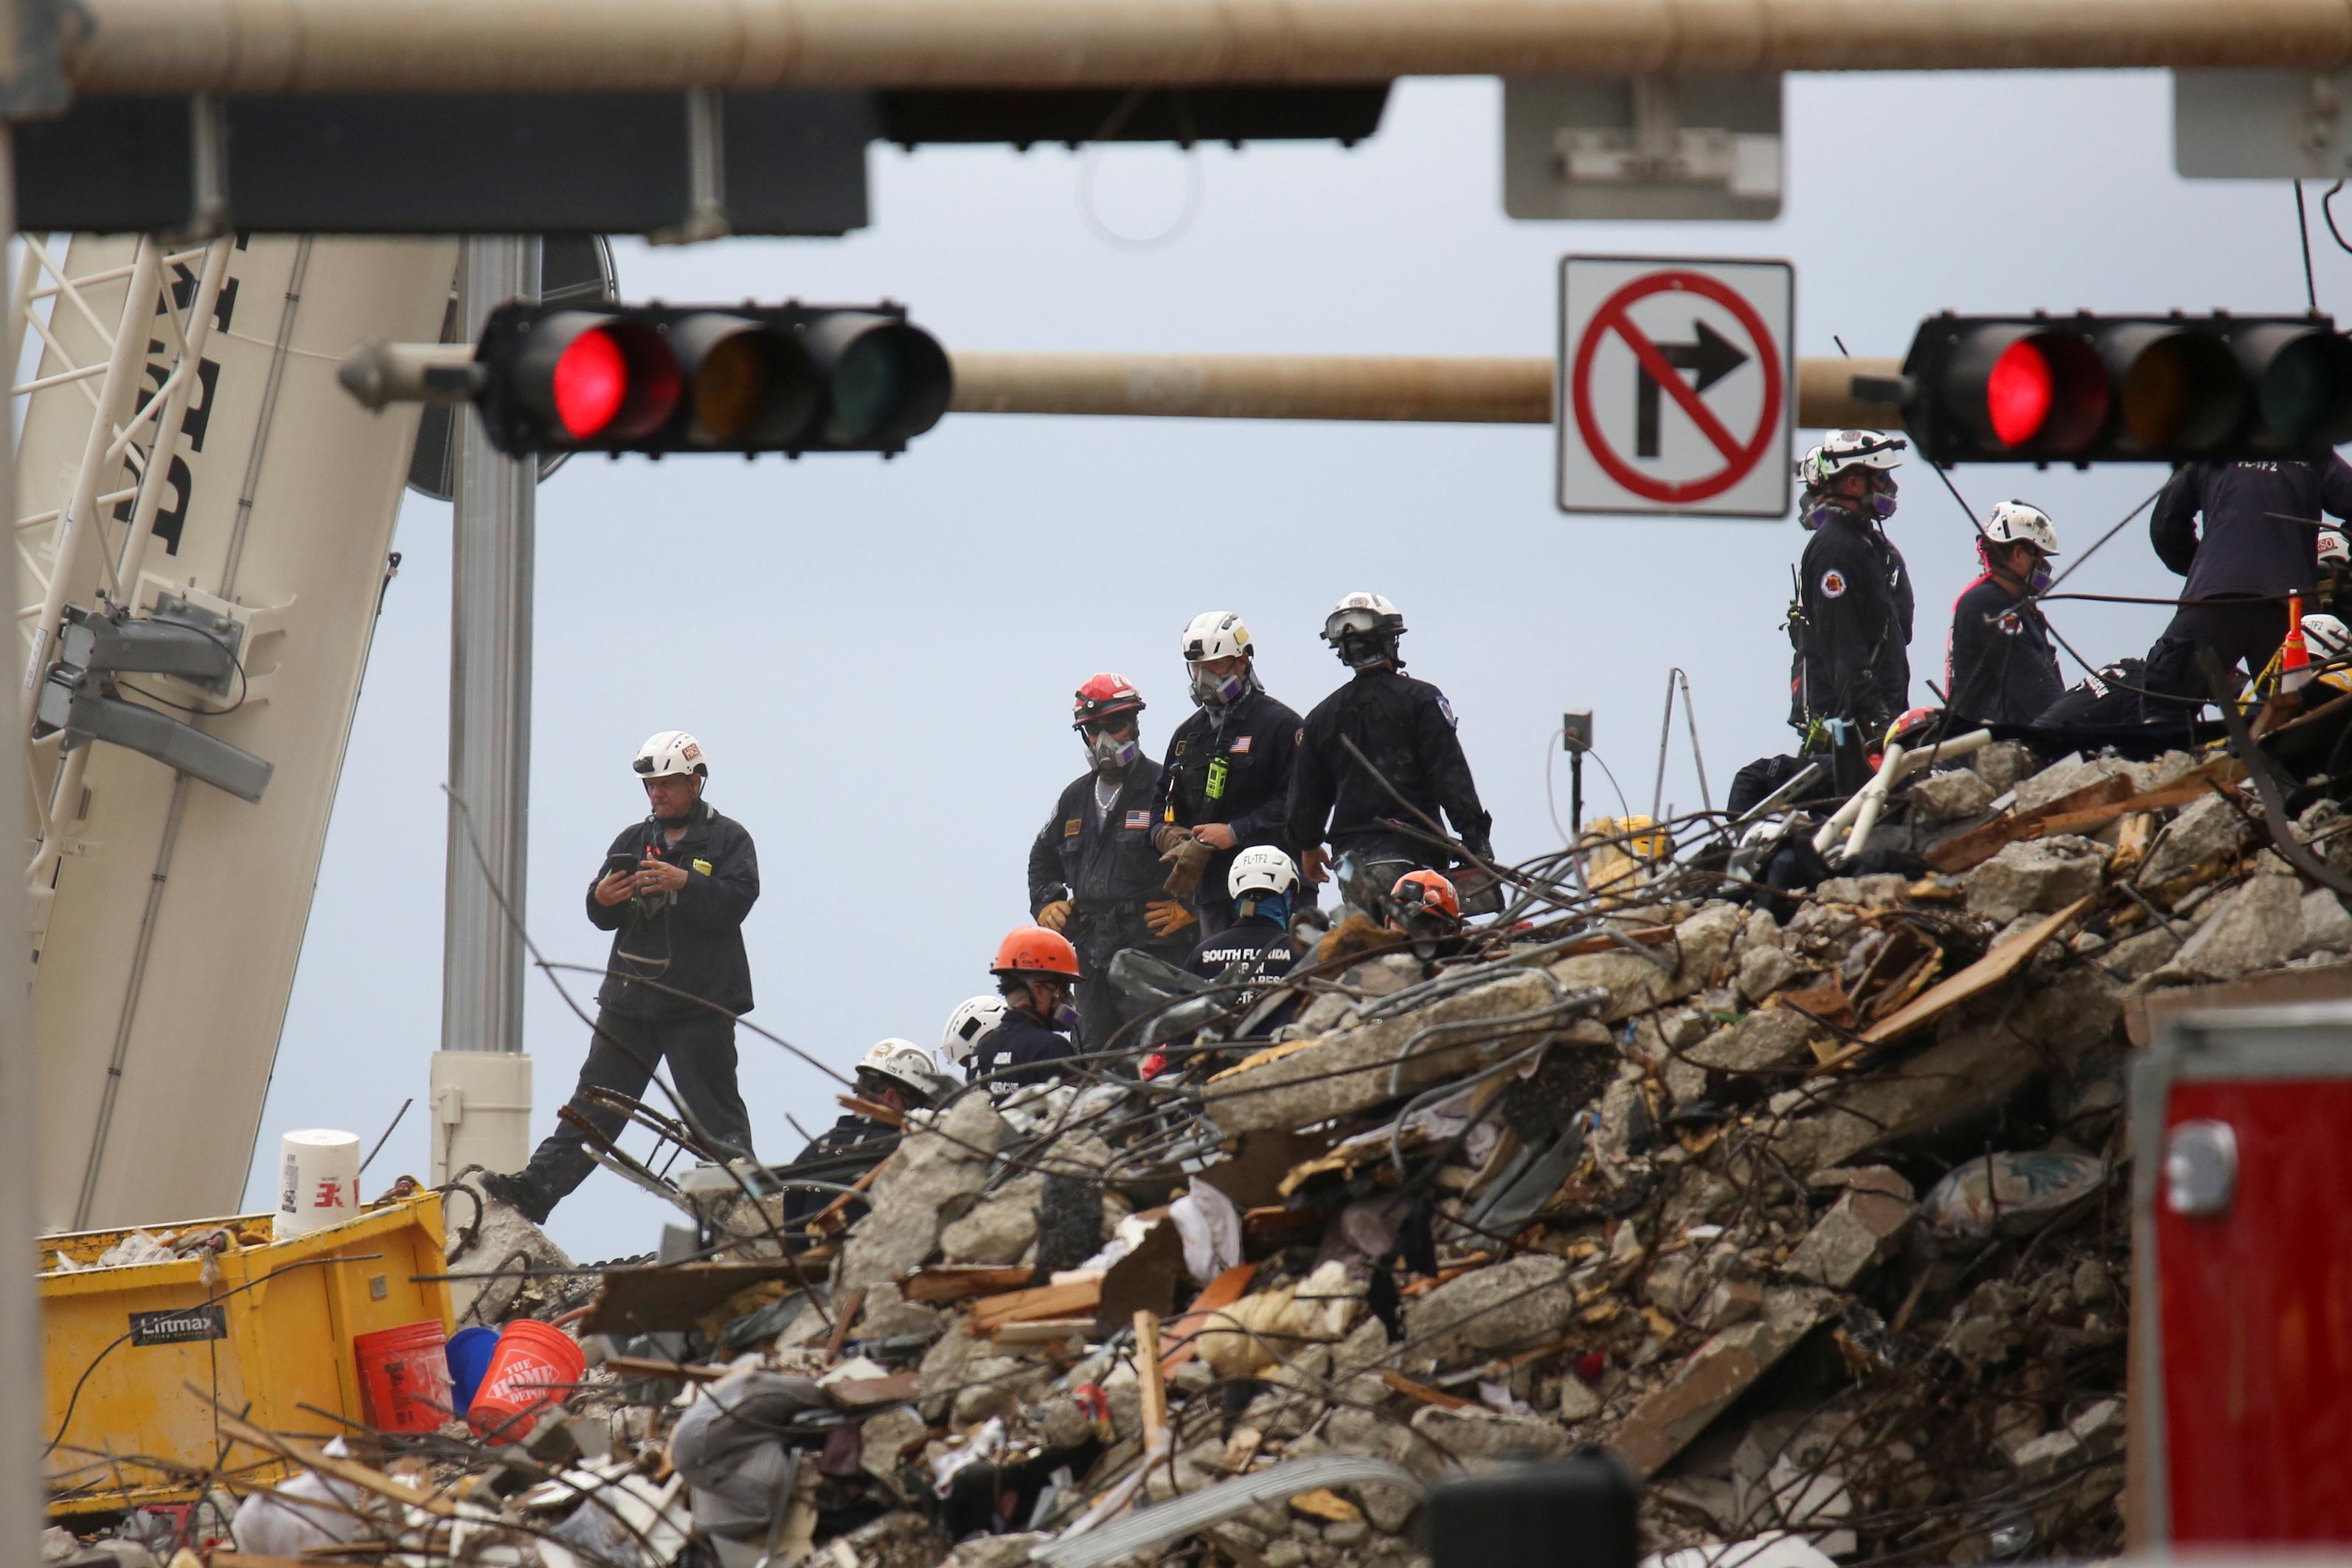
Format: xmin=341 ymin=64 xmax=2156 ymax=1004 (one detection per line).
xmin=471 ymin=301 xmax=951 ymax=457
xmin=1898 ymin=311 xmax=2352 ymax=465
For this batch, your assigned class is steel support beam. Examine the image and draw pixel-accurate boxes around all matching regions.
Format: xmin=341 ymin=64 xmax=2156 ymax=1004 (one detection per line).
xmin=432 ymin=235 xmax=536 ymax=1184
xmin=60 ymin=0 xmax=2352 ymax=95
xmin=946 ymin=351 xmax=1904 ymax=429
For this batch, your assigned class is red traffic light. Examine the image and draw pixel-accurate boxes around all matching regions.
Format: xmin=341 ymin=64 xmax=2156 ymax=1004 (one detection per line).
xmin=516 ymin=313 xmax=680 ymax=443
xmin=1985 ymin=339 xmax=2051 ymax=447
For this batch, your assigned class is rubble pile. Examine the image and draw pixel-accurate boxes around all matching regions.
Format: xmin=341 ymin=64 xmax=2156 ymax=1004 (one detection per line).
xmin=93 ymin=734 xmax=2352 ymax=1568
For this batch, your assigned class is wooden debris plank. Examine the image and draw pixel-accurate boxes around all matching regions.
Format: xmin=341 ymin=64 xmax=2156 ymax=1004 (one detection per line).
xmin=1159 ymin=1261 xmax=1259 ymax=1376
xmin=2036 ymin=766 xmax=2241 ymax=838
xmin=1923 ymin=774 xmax=2136 ymax=874
xmin=1134 ymin=1310 xmax=1168 ymax=1451
xmin=901 ymin=1264 xmax=1038 ymax=1304
xmin=602 ymin=1353 xmax=728 ymax=1383
xmin=825 ymin=1286 xmax=867 ymax=1361
xmin=1381 ymin=1370 xmax=1471 ymax=1410
xmin=1289 ymin=1487 xmax=1364 ymax=1524
xmin=827 ymin=1372 xmax=922 ymax=1406
xmin=991 ymin=1318 xmax=1096 ymax=1347
xmin=967 ymin=1278 xmax=1101 ymax=1335
xmin=1851 ymin=894 xmax=2093 ymax=1049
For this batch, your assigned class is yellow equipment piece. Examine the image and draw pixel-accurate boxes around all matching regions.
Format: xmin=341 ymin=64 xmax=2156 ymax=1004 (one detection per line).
xmin=1581 ymin=814 xmax=1668 ymax=906
xmin=39 ymin=1191 xmax=451 ymax=1513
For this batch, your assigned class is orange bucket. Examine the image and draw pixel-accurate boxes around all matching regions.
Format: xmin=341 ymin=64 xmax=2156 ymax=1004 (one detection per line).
xmin=465 ymin=1319 xmax=585 ymax=1445
xmin=353 ymin=1321 xmax=453 ymax=1434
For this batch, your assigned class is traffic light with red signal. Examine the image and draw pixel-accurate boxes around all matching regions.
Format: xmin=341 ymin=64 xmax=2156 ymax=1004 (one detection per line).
xmin=470 ymin=301 xmax=951 ymax=457
xmin=1897 ymin=312 xmax=2352 ymax=465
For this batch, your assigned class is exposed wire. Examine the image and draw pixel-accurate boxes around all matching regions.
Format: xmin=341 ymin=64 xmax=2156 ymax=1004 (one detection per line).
xmin=2298 ymin=178 xmax=2321 ymax=311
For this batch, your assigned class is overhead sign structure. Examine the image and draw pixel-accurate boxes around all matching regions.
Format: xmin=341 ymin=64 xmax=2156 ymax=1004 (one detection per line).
xmin=1557 ymin=254 xmax=1793 ymax=519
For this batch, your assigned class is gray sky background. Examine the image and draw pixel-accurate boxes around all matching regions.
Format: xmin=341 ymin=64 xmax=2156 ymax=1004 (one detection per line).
xmin=242 ymin=70 xmax=2329 ymax=1260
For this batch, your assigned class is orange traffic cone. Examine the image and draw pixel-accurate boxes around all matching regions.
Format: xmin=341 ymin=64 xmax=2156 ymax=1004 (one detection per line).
xmin=2281 ymin=594 xmax=2313 ymax=696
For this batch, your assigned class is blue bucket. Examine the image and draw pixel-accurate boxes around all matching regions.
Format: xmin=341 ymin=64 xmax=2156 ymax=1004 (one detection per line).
xmin=445 ymin=1324 xmax=501 ymax=1416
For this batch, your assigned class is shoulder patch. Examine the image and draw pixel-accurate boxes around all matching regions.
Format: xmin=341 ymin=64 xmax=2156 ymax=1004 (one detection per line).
xmin=1819 ymin=569 xmax=1848 ymax=599
xmin=1063 ymin=818 xmax=1082 ymax=838
xmin=1437 ymin=694 xmax=1458 ymax=728
xmin=1295 ymin=726 xmax=1305 ymax=745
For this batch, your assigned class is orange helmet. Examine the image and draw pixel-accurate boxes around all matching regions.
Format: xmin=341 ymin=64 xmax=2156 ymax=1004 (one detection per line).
xmin=991 ymin=924 xmax=1081 ymax=980
xmin=1389 ymin=870 xmax=1461 ymax=926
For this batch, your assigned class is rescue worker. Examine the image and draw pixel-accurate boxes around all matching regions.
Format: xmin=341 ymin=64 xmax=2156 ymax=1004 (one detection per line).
xmin=939 ymin=994 xmax=1009 ymax=1083
xmin=1154 ymin=611 xmax=1306 ymax=934
xmin=1187 ymin=846 xmax=1304 ymax=1028
xmin=777 ymin=1039 xmax=951 ymax=1237
xmin=972 ymin=925 xmax=1084 ymax=1088
xmin=1946 ymin=501 xmax=2066 ymax=726
xmin=1027 ymin=675 xmax=1198 ymax=1050
xmin=1788 ymin=431 xmax=1915 ymax=746
xmin=1387 ymin=869 xmax=1472 ymax=965
xmin=482 ymin=731 xmax=757 ymax=1224
xmin=2035 ymin=657 xmax=2154 ymax=732
xmin=1286 ymin=593 xmax=1494 ymax=917
xmin=2144 ymin=457 xmax=2352 ymax=702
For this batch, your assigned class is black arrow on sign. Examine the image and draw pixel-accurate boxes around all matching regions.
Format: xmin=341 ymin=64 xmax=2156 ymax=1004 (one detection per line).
xmin=1634 ymin=319 xmax=1749 ymax=458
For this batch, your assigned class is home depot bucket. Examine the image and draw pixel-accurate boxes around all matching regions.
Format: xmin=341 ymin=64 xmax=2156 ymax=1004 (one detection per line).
xmin=465 ymin=1319 xmax=583 ymax=1444
xmin=273 ymin=1129 xmax=361 ymax=1241
xmin=353 ymin=1321 xmax=452 ymax=1434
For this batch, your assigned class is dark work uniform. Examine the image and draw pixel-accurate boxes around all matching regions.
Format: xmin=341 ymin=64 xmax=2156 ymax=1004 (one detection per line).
xmin=518 ymin=799 xmax=760 ymax=1210
xmin=1286 ymin=667 xmax=1493 ymax=894
xmin=1790 ymin=512 xmax=1913 ymax=738
xmin=1027 ymin=755 xmax=1195 ymax=1051
xmin=972 ymin=1007 xmax=1080 ymax=1089
xmin=1187 ymin=912 xmax=1300 ymax=1035
xmin=1945 ymin=572 xmax=2064 ymax=726
xmin=2036 ymin=657 xmax=2149 ymax=731
xmin=2144 ymin=458 xmax=2352 ymax=700
xmin=777 ymin=1113 xmax=895 ymax=1238
xmin=1155 ymin=687 xmax=1305 ymax=932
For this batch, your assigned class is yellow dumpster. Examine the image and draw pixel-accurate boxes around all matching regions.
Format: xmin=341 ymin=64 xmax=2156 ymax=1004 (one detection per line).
xmin=40 ymin=1192 xmax=451 ymax=1513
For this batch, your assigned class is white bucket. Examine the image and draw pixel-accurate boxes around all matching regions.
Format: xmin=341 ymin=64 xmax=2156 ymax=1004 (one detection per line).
xmin=274 ymin=1128 xmax=362 ymax=1241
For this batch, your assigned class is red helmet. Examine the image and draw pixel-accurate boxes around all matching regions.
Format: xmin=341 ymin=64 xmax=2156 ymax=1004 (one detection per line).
xmin=1389 ymin=870 xmax=1461 ymax=925
xmin=992 ymin=924 xmax=1081 ymax=979
xmin=1072 ymin=673 xmax=1145 ymax=730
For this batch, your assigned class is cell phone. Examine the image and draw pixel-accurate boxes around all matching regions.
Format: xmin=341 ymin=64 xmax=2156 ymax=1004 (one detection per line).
xmin=602 ymin=851 xmax=640 ymax=878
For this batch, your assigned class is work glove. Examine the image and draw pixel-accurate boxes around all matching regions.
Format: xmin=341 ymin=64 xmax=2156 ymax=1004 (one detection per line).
xmin=1160 ymin=836 xmax=1215 ymax=899
xmin=1038 ymin=900 xmax=1072 ymax=932
xmin=1144 ymin=899 xmax=1198 ymax=938
xmin=1151 ymin=822 xmax=1191 ymax=856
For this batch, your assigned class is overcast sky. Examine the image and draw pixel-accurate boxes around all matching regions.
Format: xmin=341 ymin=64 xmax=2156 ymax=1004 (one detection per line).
xmin=242 ymin=70 xmax=2328 ymax=1260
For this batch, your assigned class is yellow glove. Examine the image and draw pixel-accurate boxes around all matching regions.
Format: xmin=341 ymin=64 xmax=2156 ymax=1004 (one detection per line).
xmin=1144 ymin=899 xmax=1198 ymax=938
xmin=1039 ymin=900 xmax=1072 ymax=932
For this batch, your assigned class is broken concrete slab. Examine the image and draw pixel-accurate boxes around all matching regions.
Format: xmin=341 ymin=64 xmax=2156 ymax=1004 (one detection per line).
xmin=1907 ymin=767 xmax=1996 ymax=824
xmin=1408 ymin=1404 xmax=1577 ymax=1460
xmin=447 ymin=1176 xmax=573 ymax=1327
xmin=938 ymin=1173 xmax=1044 ymax=1266
xmin=2137 ymin=790 xmax=2255 ymax=891
xmin=1766 ymin=966 xmax=2119 ymax=1175
xmin=1966 ymin=836 xmax=2108 ymax=924
xmin=1782 ymin=1168 xmax=1915 ymax=1289
xmin=1736 ymin=943 xmax=1813 ymax=1004
xmin=2300 ymin=887 xmax=2352 ymax=957
xmin=1608 ymin=1288 xmax=1837 ymax=1478
xmin=837 ymin=1092 xmax=1006 ymax=1294
xmin=1687 ymin=1007 xmax=1819 ymax=1075
xmin=1550 ymin=903 xmax=1744 ymax=1023
xmin=1404 ymin=1254 xmax=1578 ymax=1363
xmin=2154 ymin=872 xmax=2304 ymax=984
xmin=1207 ymin=970 xmax=1563 ymax=1134
xmin=1969 ymin=739 xmax=2036 ymax=795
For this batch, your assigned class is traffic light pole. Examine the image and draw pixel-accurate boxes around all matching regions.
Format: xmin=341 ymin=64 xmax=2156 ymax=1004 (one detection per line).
xmin=431 ymin=235 xmax=539 ymax=1184
xmin=0 ymin=122 xmax=49 ymax=1568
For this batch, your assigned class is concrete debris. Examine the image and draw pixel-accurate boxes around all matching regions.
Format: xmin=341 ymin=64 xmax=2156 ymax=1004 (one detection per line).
xmin=145 ymin=733 xmax=2352 ymax=1568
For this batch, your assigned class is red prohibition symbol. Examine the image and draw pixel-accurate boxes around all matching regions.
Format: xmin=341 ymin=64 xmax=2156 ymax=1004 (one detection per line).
xmin=1570 ymin=271 xmax=1783 ymax=504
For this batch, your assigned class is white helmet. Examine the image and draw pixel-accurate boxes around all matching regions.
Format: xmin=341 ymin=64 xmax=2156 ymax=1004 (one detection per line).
xmin=938 ymin=994 xmax=1007 ymax=1069
xmin=634 ymin=730 xmax=708 ymax=780
xmin=858 ymin=1038 xmax=948 ymax=1103
xmin=1982 ymin=501 xmax=2061 ymax=556
xmin=2305 ymin=613 xmax=2352 ymax=661
xmin=1322 ymin=593 xmax=1405 ymax=667
xmin=1228 ymin=845 xmax=1300 ymax=901
xmin=1794 ymin=443 xmax=1824 ymax=485
xmin=1810 ymin=430 xmax=1906 ymax=482
xmin=1181 ymin=610 xmax=1254 ymax=665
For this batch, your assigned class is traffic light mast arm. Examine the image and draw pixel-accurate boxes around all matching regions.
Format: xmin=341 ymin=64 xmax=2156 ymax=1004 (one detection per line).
xmin=64 ymin=0 xmax=2352 ymax=95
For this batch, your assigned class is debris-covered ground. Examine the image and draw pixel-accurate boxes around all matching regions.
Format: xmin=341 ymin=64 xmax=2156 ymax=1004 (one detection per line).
xmin=60 ymin=721 xmax=2352 ymax=1568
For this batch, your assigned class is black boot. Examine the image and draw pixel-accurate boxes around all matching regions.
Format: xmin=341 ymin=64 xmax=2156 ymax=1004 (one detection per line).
xmin=477 ymin=1170 xmax=554 ymax=1226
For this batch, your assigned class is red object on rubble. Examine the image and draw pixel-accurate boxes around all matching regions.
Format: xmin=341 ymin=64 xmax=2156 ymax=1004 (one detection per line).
xmin=2137 ymin=1008 xmax=2352 ymax=1544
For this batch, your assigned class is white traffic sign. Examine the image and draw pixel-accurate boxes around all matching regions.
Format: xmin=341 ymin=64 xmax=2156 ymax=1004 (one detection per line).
xmin=1556 ymin=254 xmax=1794 ymax=519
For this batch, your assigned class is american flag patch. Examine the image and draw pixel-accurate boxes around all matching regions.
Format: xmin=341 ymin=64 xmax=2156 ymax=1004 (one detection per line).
xmin=1229 ymin=735 xmax=1252 ymax=754
xmin=1125 ymin=810 xmax=1151 ymax=830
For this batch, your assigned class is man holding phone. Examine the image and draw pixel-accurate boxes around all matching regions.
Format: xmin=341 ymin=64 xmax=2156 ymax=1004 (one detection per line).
xmin=479 ymin=729 xmax=760 ymax=1224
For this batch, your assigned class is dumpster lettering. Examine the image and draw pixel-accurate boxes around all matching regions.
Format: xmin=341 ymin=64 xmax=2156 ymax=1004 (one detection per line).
xmin=128 ymin=1305 xmax=227 ymax=1346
